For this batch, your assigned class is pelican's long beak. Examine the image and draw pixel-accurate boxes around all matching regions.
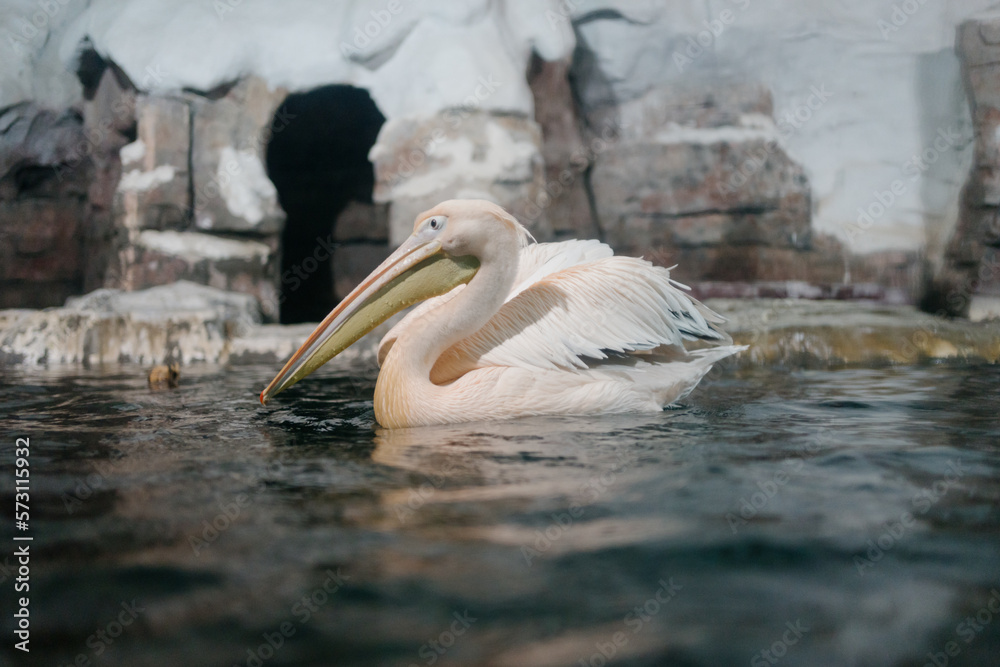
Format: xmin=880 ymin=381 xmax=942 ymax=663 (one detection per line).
xmin=260 ymin=237 xmax=479 ymax=404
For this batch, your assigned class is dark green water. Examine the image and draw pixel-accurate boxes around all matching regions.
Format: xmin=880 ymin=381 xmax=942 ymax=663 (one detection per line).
xmin=1 ymin=362 xmax=998 ymax=667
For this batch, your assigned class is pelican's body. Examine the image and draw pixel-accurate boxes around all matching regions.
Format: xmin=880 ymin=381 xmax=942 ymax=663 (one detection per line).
xmin=261 ymin=200 xmax=744 ymax=428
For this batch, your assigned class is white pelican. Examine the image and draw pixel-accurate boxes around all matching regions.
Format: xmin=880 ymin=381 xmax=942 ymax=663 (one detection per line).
xmin=260 ymin=200 xmax=744 ymax=428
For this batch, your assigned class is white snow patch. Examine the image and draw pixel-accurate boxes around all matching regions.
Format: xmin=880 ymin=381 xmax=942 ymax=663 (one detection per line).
xmin=58 ymin=0 xmax=576 ymax=120
xmin=969 ymin=296 xmax=1000 ymax=322
xmin=214 ymin=146 xmax=279 ymax=227
xmin=361 ymin=12 xmax=537 ymax=118
xmin=120 ymin=139 xmax=146 ymax=165
xmin=648 ymin=114 xmax=780 ymax=146
xmin=652 ymin=124 xmax=779 ymax=146
xmin=137 ymin=230 xmax=271 ymax=264
xmin=118 ymin=165 xmax=176 ymax=192
xmin=386 ymin=121 xmax=538 ymax=199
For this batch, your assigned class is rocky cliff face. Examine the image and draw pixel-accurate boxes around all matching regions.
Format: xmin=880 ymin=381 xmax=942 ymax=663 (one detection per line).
xmin=588 ymin=84 xmax=823 ymax=284
xmin=924 ymin=18 xmax=1000 ymax=317
xmin=0 ymin=103 xmax=91 ymax=309
xmin=2 ymin=0 xmax=999 ymax=324
xmin=104 ymin=76 xmax=287 ymax=321
xmin=371 ymin=110 xmax=548 ymax=245
xmin=1 ymin=60 xmax=289 ymax=320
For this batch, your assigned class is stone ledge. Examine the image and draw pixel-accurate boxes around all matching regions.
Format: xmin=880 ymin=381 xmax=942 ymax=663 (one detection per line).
xmin=0 ymin=281 xmax=391 ymax=369
xmin=709 ymin=299 xmax=1000 ymax=367
xmin=0 ymin=281 xmax=260 ymax=366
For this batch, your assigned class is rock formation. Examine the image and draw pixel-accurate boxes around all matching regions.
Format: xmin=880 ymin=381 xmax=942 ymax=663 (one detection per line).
xmin=589 ymin=84 xmax=826 ymax=284
xmin=2 ymin=0 xmax=1000 ymax=345
xmin=371 ymin=110 xmax=549 ymax=244
xmin=926 ymin=18 xmax=1000 ymax=317
xmin=106 ymin=77 xmax=286 ymax=321
xmin=0 ymin=103 xmax=91 ymax=308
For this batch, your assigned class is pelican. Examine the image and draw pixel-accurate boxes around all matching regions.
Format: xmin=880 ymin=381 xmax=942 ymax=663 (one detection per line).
xmin=260 ymin=200 xmax=744 ymax=428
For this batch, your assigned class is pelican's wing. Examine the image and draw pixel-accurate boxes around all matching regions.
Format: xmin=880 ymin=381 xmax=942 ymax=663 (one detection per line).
xmin=378 ymin=240 xmax=613 ymax=366
xmin=431 ymin=254 xmax=728 ymax=382
xmin=507 ymin=239 xmax=613 ymax=300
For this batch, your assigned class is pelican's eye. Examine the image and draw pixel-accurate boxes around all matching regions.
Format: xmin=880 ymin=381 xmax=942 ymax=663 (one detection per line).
xmin=427 ymin=215 xmax=446 ymax=231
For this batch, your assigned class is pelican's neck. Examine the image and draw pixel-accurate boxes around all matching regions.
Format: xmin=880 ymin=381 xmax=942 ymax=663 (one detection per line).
xmin=375 ymin=225 xmax=522 ymax=428
xmin=403 ymin=241 xmax=519 ymax=373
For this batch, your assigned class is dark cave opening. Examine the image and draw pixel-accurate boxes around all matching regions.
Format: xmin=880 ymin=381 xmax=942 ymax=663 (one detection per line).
xmin=265 ymin=85 xmax=385 ymax=324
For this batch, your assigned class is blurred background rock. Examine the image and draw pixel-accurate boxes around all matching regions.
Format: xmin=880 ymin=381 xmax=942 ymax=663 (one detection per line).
xmin=1 ymin=0 xmax=999 ymax=333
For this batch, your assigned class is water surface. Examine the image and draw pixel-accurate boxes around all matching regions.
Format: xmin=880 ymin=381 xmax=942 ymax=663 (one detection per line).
xmin=1 ymin=362 xmax=998 ymax=666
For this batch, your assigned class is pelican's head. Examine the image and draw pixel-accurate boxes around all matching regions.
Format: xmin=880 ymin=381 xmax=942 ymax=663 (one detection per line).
xmin=419 ymin=199 xmax=533 ymax=259
xmin=260 ymin=199 xmax=529 ymax=404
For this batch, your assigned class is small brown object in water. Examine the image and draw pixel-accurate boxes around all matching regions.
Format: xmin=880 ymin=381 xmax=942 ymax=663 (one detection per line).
xmin=148 ymin=363 xmax=180 ymax=389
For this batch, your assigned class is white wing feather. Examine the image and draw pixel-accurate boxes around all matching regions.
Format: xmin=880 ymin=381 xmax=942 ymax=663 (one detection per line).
xmin=429 ymin=246 xmax=729 ymax=382
xmin=507 ymin=239 xmax=613 ymax=300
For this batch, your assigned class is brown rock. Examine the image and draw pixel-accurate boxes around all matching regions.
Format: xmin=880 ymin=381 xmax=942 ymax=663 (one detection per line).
xmin=527 ymin=55 xmax=597 ymax=239
xmin=983 ymin=209 xmax=1000 ymax=248
xmin=846 ymin=250 xmax=922 ymax=291
xmin=190 ymin=77 xmax=288 ymax=234
xmin=0 ymin=199 xmax=85 ymax=308
xmin=654 ymin=245 xmax=840 ymax=284
xmin=0 ymin=102 xmax=95 ymax=308
xmin=82 ymin=67 xmax=138 ymax=294
xmin=0 ymin=103 xmax=90 ymax=195
xmin=593 ymin=139 xmax=811 ymax=251
xmin=649 ymin=232 xmax=852 ymax=287
xmin=932 ymin=20 xmax=1000 ymax=315
xmin=642 ymin=207 xmax=811 ymax=251
xmin=371 ymin=110 xmax=547 ymax=244
xmin=956 ymin=19 xmax=1000 ymax=69
xmin=112 ymin=94 xmax=192 ymax=231
xmin=112 ymin=230 xmax=281 ymax=321
xmin=586 ymin=82 xmax=812 ymax=281
xmin=148 ymin=363 xmax=180 ymax=389
xmin=615 ymin=82 xmax=774 ymax=136
xmin=334 ymin=200 xmax=389 ymax=243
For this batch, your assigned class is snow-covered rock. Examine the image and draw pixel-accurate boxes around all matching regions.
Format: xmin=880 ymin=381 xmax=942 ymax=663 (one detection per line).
xmin=371 ymin=110 xmax=547 ymax=243
xmin=56 ymin=0 xmax=575 ymax=120
xmin=4 ymin=282 xmax=998 ymax=369
xmin=190 ymin=77 xmax=286 ymax=234
xmin=3 ymin=0 xmax=995 ymax=260
xmin=567 ymin=0 xmax=995 ymax=261
xmin=0 ymin=281 xmax=261 ymax=365
xmin=115 ymin=231 xmax=281 ymax=322
xmin=113 ymin=95 xmax=190 ymax=230
xmin=591 ymin=84 xmax=812 ymax=276
xmin=0 ymin=280 xmax=390 ymax=367
xmin=708 ymin=298 xmax=1000 ymax=366
xmin=4 ymin=0 xmax=1000 ymax=313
